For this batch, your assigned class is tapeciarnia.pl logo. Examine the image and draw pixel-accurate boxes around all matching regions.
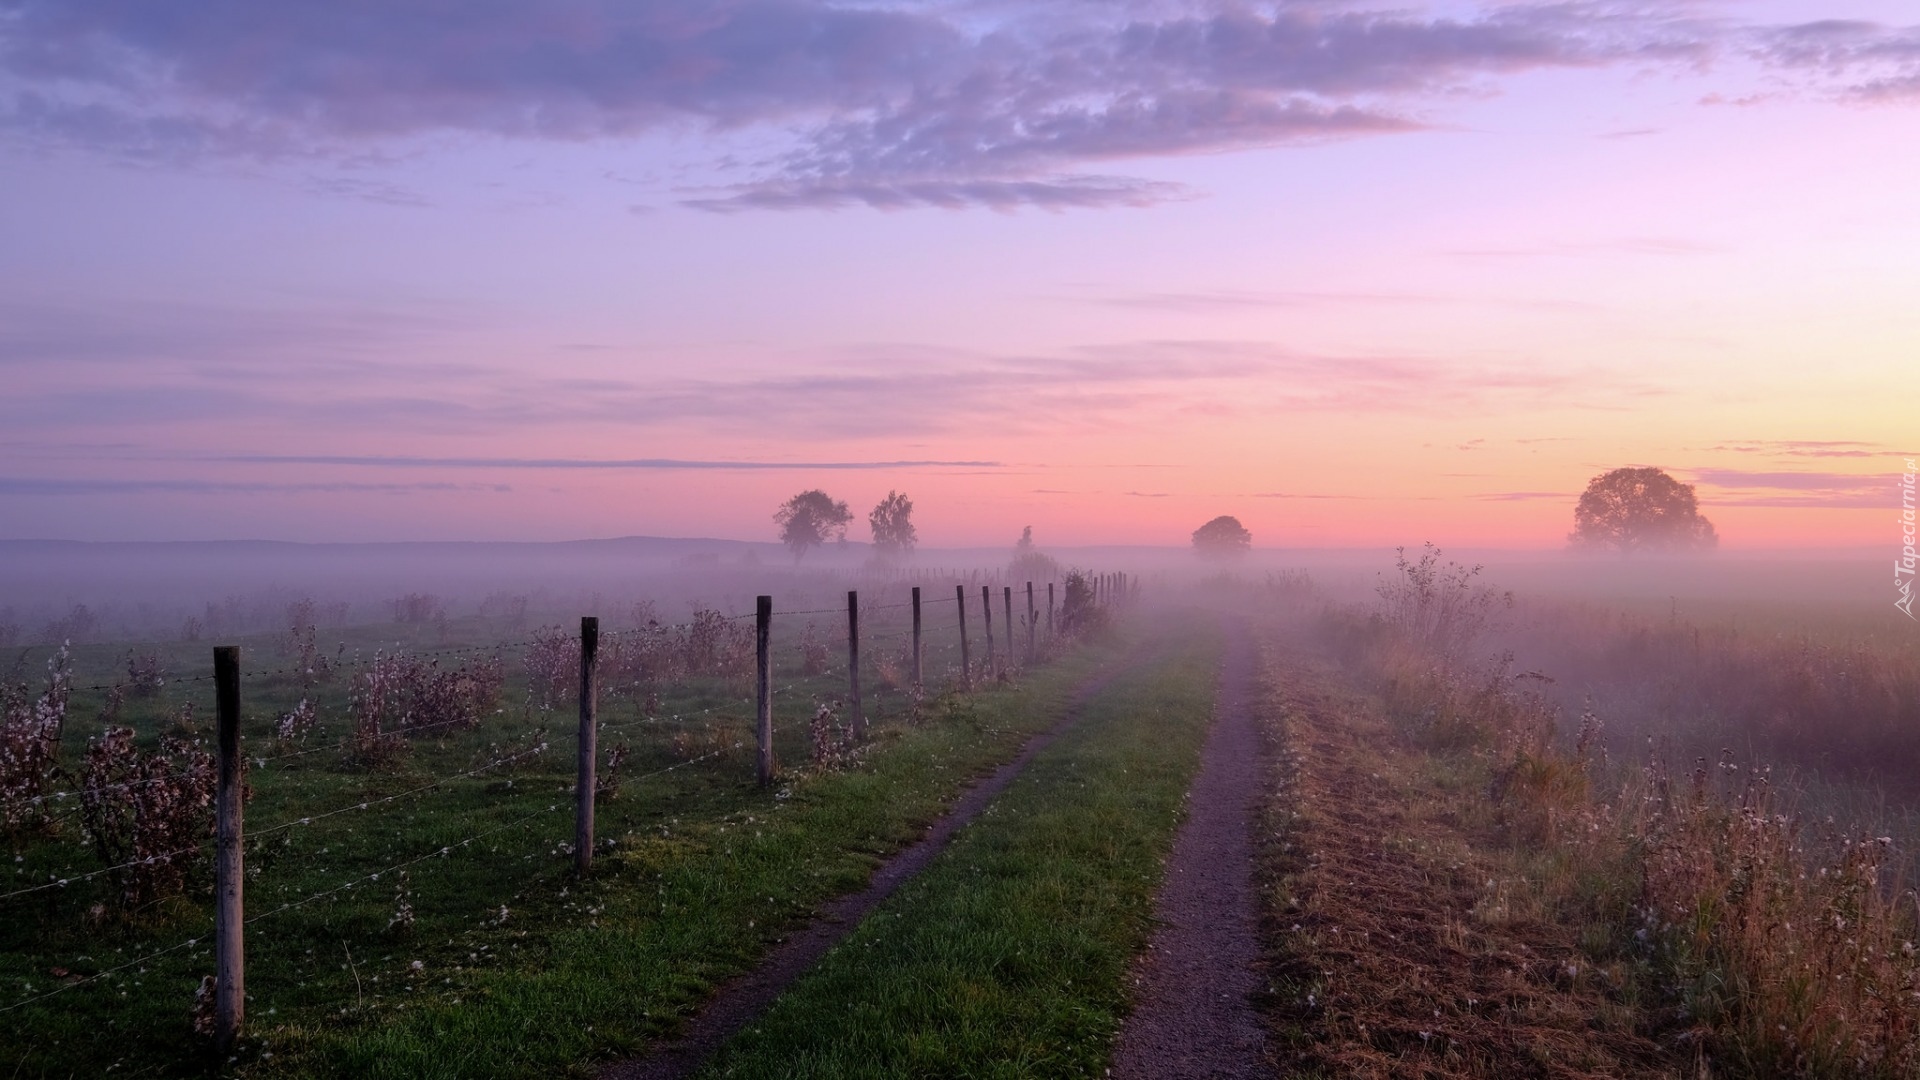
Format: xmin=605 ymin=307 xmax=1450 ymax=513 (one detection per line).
xmin=1899 ymin=458 xmax=1917 ymax=620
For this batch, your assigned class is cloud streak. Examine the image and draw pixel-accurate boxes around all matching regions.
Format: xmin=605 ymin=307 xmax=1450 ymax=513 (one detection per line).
xmin=209 ymin=455 xmax=1005 ymax=471
xmin=0 ymin=477 xmax=509 ymax=496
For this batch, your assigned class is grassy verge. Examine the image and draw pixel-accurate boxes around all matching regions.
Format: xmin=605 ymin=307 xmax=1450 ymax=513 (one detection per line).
xmin=1289 ymin=598 xmax=1920 ymax=1078
xmin=2 ymin=608 xmax=1117 ymax=1079
xmin=692 ymin=621 xmax=1221 ymax=1079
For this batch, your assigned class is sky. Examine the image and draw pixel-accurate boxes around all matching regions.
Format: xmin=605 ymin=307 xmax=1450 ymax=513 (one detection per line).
xmin=1 ymin=0 xmax=1915 ymax=550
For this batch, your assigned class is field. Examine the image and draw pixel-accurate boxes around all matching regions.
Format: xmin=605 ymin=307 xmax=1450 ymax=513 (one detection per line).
xmin=8 ymin=552 xmax=1920 ymax=1079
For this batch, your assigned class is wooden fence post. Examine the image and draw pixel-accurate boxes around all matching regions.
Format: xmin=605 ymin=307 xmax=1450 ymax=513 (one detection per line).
xmin=576 ymin=616 xmax=598 ymax=877
xmin=847 ymin=591 xmax=865 ymax=740
xmin=956 ymin=584 xmax=971 ymax=691
xmin=1047 ymin=582 xmax=1055 ymax=639
xmin=756 ymin=596 xmax=773 ymax=787
xmin=1002 ymin=587 xmax=1014 ymax=669
xmin=1025 ymin=582 xmax=1036 ymax=663
xmin=910 ymin=586 xmax=923 ymax=691
xmin=981 ymin=585 xmax=995 ymax=672
xmin=213 ymin=645 xmax=244 ymax=1057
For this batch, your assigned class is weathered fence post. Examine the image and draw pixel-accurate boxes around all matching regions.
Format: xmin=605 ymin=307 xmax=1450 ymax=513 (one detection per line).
xmin=1025 ymin=582 xmax=1036 ymax=663
xmin=1047 ymin=582 xmax=1055 ymax=639
xmin=576 ymin=616 xmax=598 ymax=877
xmin=1002 ymin=587 xmax=1014 ymax=669
xmin=213 ymin=645 xmax=244 ymax=1057
xmin=956 ymin=584 xmax=972 ymax=691
xmin=756 ymin=596 xmax=773 ymax=787
xmin=847 ymin=590 xmax=865 ymax=740
xmin=910 ymin=586 xmax=923 ymax=691
xmin=981 ymin=585 xmax=995 ymax=672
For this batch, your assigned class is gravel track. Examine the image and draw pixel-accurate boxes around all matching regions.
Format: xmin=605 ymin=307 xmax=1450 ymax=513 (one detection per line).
xmin=1110 ymin=622 xmax=1270 ymax=1079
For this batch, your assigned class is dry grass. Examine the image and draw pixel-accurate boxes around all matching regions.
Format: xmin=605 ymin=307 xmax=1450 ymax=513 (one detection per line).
xmin=1256 ymin=636 xmax=1680 ymax=1078
xmin=1318 ymin=589 xmax=1920 ymax=1078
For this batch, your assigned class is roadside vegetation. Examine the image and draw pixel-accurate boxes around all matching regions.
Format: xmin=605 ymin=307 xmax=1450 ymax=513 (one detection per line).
xmin=1259 ymin=545 xmax=1920 ymax=1077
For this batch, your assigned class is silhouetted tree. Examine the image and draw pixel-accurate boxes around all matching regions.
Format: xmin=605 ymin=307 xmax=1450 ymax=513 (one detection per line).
xmin=1191 ymin=515 xmax=1252 ymax=559
xmin=1009 ymin=525 xmax=1059 ymax=581
xmin=774 ymin=490 xmax=853 ymax=562
xmin=868 ymin=490 xmax=917 ymax=558
xmin=1568 ymin=467 xmax=1718 ymax=553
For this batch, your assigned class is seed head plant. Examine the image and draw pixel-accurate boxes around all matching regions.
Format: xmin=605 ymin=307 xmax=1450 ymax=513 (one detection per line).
xmin=78 ymin=726 xmax=217 ymax=910
xmin=0 ymin=641 xmax=71 ymax=835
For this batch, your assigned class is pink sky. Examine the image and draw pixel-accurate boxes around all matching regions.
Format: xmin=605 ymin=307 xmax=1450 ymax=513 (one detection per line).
xmin=1 ymin=0 xmax=1914 ymax=549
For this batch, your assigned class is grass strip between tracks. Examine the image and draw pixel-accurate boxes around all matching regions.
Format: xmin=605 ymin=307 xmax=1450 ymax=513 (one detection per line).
xmin=692 ymin=622 xmax=1221 ymax=1079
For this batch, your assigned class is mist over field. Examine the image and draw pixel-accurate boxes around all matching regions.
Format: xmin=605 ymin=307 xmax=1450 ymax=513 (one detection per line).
xmin=0 ymin=536 xmax=1892 ymax=643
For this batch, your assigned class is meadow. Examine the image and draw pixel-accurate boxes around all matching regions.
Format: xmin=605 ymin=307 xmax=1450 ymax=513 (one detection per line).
xmin=0 ymin=571 xmax=1117 ymax=1078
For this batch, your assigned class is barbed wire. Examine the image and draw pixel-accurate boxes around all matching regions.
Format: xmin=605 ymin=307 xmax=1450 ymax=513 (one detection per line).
xmin=0 ymin=918 xmax=213 ymax=1013
xmin=0 ymin=843 xmax=206 ymax=904
xmin=249 ymin=744 xmax=553 ymax=840
xmin=245 ymin=746 xmax=733 ymax=927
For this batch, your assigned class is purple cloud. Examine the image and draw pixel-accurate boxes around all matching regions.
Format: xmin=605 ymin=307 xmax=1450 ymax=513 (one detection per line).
xmin=1704 ymin=439 xmax=1895 ymax=459
xmin=1690 ymin=467 xmax=1889 ymax=492
xmin=1749 ymin=19 xmax=1920 ymax=100
xmin=0 ymin=0 xmax=1754 ymax=211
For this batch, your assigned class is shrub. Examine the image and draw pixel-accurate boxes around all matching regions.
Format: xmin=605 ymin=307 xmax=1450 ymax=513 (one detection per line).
xmin=0 ymin=642 xmax=71 ymax=834
xmin=596 ymin=742 xmax=631 ymax=803
xmin=479 ymin=592 xmax=529 ymax=631
xmin=286 ymin=623 xmax=332 ymax=689
xmin=349 ymin=651 xmax=505 ymax=764
xmin=42 ymin=604 xmax=97 ymax=646
xmin=524 ymin=626 xmax=578 ymax=713
xmin=809 ymin=700 xmax=856 ymax=770
xmin=1058 ymin=571 xmax=1110 ymax=638
xmin=1374 ymin=542 xmax=1510 ymax=668
xmin=125 ymin=650 xmax=166 ymax=696
xmin=677 ymin=609 xmax=753 ymax=679
xmin=275 ymin=698 xmax=318 ymax=743
xmin=388 ymin=593 xmax=445 ymax=624
xmin=798 ymin=622 xmax=831 ymax=676
xmin=78 ymin=727 xmax=216 ymax=910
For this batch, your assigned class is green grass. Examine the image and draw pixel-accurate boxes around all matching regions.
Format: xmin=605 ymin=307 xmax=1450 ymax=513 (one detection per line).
xmin=2 ymin=598 xmax=1092 ymax=1078
xmin=694 ymin=621 xmax=1221 ymax=1079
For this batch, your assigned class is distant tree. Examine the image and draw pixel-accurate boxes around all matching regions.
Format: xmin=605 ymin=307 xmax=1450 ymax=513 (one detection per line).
xmin=1568 ymin=467 xmax=1718 ymax=553
xmin=1191 ymin=515 xmax=1252 ymax=559
xmin=774 ymin=489 xmax=853 ymax=562
xmin=868 ymin=490 xmax=917 ymax=558
xmin=1009 ymin=525 xmax=1059 ymax=581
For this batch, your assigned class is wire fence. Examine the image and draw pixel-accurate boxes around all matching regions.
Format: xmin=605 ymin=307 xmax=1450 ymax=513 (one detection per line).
xmin=0 ymin=569 xmax=1139 ymax=1058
